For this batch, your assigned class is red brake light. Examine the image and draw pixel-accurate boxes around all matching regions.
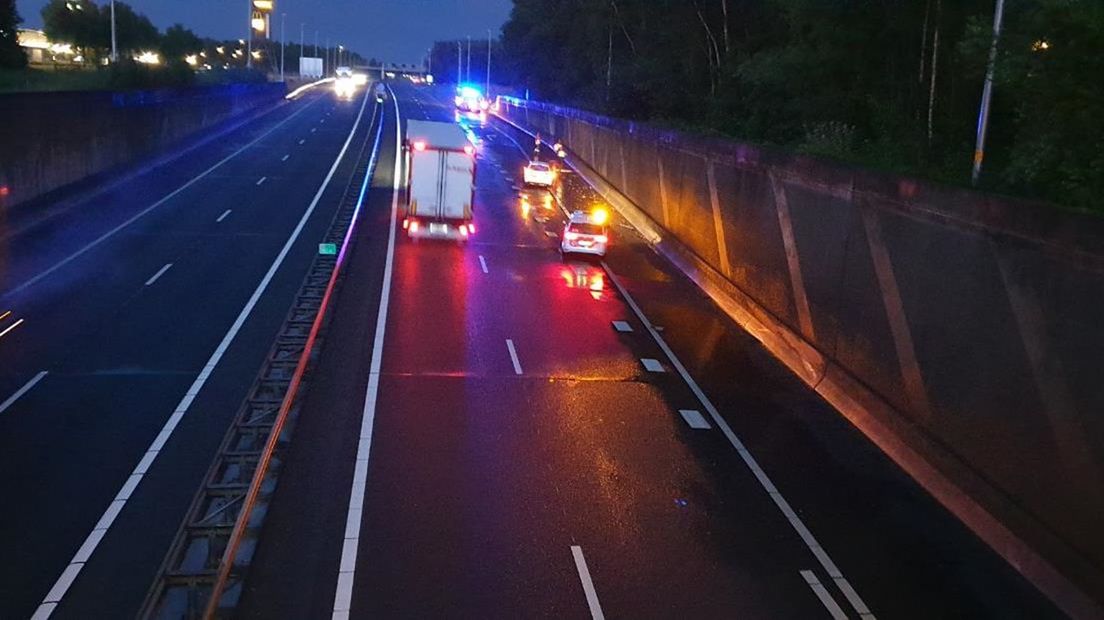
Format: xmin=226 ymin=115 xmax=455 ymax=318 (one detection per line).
xmin=409 ymin=221 xmax=420 ymax=232
xmin=413 ymin=140 xmax=427 ymax=151
xmin=468 ymin=223 xmax=475 ymax=234
xmin=464 ymin=145 xmax=475 ymax=155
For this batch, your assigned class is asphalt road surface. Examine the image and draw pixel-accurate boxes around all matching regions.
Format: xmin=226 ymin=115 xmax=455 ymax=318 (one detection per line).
xmin=0 ymin=85 xmax=382 ymax=619
xmin=235 ymin=81 xmax=1061 ymax=620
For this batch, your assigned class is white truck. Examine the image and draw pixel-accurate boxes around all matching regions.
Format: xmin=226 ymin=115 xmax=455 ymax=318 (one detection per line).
xmin=403 ymin=120 xmax=477 ymax=240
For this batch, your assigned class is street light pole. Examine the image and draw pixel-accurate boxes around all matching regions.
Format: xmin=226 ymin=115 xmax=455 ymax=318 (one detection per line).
xmin=110 ymin=0 xmax=117 ymax=63
xmin=280 ymin=13 xmax=286 ymax=81
xmin=314 ymin=30 xmax=318 ymax=58
xmin=971 ymin=0 xmax=1006 ymax=186
xmin=456 ymin=41 xmax=462 ymax=84
xmin=246 ymin=0 xmax=253 ymax=68
xmin=486 ymin=29 xmax=492 ymax=95
xmin=299 ymin=22 xmax=305 ymax=76
xmin=466 ymin=36 xmax=471 ymax=83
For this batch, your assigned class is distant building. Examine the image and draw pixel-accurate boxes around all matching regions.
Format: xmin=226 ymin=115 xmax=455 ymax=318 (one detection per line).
xmin=17 ymin=29 xmax=82 ymax=65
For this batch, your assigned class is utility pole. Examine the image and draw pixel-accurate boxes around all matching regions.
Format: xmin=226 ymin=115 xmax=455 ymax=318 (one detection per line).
xmin=280 ymin=13 xmax=286 ymax=80
xmin=427 ymin=48 xmax=432 ymax=75
xmin=971 ymin=0 xmax=1005 ymax=186
xmin=466 ymin=36 xmax=471 ymax=83
xmin=326 ymin=37 xmax=330 ymax=74
xmin=299 ymin=22 xmax=304 ymax=65
xmin=486 ymin=29 xmax=492 ymax=94
xmin=314 ymin=30 xmax=318 ymax=57
xmin=246 ymin=0 xmax=253 ymax=68
xmin=456 ymin=41 xmax=462 ymax=84
xmin=110 ymin=0 xmax=117 ymax=62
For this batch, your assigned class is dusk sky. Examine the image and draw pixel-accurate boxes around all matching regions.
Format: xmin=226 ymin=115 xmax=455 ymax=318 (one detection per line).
xmin=16 ymin=0 xmax=514 ymax=64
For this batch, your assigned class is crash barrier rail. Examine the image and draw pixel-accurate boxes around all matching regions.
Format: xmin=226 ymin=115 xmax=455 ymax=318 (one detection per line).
xmin=496 ymin=96 xmax=1104 ymax=618
xmin=139 ymin=91 xmax=383 ymax=619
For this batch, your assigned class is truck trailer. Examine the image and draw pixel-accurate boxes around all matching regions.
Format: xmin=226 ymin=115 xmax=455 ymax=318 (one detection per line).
xmin=403 ymin=120 xmax=477 ymax=240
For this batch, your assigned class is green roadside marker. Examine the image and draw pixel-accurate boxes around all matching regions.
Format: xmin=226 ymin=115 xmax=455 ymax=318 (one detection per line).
xmin=319 ymin=243 xmax=337 ymax=255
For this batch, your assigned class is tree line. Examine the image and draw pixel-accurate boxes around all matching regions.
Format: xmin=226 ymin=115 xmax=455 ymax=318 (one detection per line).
xmin=492 ymin=0 xmax=1104 ymax=212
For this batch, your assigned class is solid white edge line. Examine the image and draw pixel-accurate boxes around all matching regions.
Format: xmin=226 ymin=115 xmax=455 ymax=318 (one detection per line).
xmin=3 ymin=97 xmax=321 ymax=299
xmin=256 ymin=176 xmax=268 ymax=186
xmin=478 ymin=255 xmax=489 ymax=274
xmin=506 ymin=339 xmax=523 ymax=375
xmin=144 ymin=263 xmax=173 ymax=287
xmin=602 ymin=263 xmax=876 ymax=620
xmin=331 ymin=86 xmax=401 ymax=619
xmin=0 ymin=370 xmax=48 ymax=415
xmin=282 ymin=154 xmax=290 ymax=162
xmin=0 ymin=317 xmax=25 ymax=339
xmin=800 ymin=570 xmax=850 ymax=620
xmin=571 ymin=546 xmax=606 ymax=620
xmin=31 ymin=90 xmax=373 ymax=619
xmin=216 ymin=209 xmax=232 ymax=223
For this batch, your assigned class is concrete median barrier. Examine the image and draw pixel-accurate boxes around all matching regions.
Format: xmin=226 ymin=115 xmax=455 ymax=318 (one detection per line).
xmin=0 ymin=82 xmax=287 ymax=208
xmin=497 ymin=96 xmax=1104 ymax=618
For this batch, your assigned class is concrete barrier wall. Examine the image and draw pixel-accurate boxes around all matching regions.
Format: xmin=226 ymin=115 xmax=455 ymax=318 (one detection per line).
xmin=0 ymin=82 xmax=287 ymax=207
xmin=498 ymin=98 xmax=1104 ymax=615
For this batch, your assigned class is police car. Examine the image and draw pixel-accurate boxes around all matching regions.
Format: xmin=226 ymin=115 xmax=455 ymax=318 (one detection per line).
xmin=560 ymin=209 xmax=611 ymax=257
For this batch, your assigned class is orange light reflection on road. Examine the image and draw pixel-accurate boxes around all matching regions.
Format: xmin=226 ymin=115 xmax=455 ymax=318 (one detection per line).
xmin=559 ymin=266 xmax=606 ymax=300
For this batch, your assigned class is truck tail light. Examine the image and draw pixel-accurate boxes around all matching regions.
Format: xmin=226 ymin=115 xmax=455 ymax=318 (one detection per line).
xmin=409 ymin=220 xmax=420 ymax=233
xmin=413 ymin=140 xmax=427 ymax=151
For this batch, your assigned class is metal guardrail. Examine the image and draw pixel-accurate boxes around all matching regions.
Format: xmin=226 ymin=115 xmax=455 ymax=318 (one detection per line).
xmin=139 ymin=95 xmax=384 ymax=620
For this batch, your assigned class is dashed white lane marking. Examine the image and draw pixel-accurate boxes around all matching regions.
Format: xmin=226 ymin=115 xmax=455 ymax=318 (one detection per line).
xmin=144 ymin=263 xmax=173 ymax=286
xmin=32 ymin=90 xmax=375 ymax=620
xmin=216 ymin=209 xmax=232 ymax=223
xmin=0 ymin=318 xmax=25 ymax=339
xmin=679 ymin=409 xmax=711 ymax=429
xmin=311 ymin=127 xmax=317 ymax=133
xmin=801 ymin=570 xmax=849 ymax=620
xmin=478 ymin=255 xmax=489 ymax=274
xmin=641 ymin=358 xmax=665 ymax=372
xmin=282 ymin=154 xmax=290 ymax=162
xmin=571 ymin=546 xmax=606 ymax=620
xmin=298 ymin=139 xmax=306 ymax=145
xmin=3 ymin=98 xmax=320 ymax=299
xmin=506 ymin=339 xmax=523 ymax=375
xmin=602 ymin=265 xmax=877 ymax=620
xmin=0 ymin=371 xmax=48 ymax=415
xmin=256 ymin=176 xmax=268 ymax=186
xmin=331 ymin=87 xmax=395 ymax=620
xmin=612 ymin=320 xmax=633 ymax=332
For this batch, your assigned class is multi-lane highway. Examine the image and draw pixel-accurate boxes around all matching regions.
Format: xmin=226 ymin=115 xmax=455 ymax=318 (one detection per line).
xmin=0 ymin=85 xmax=382 ymax=619
xmin=231 ymin=81 xmax=1061 ymax=619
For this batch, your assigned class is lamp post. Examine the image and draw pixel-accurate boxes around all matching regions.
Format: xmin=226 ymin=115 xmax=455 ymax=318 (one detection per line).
xmin=466 ymin=35 xmax=471 ymax=82
xmin=299 ymin=22 xmax=305 ymax=76
xmin=971 ymin=0 xmax=1006 ymax=186
xmin=456 ymin=41 xmax=462 ymax=84
xmin=110 ymin=0 xmax=117 ymax=63
xmin=280 ymin=13 xmax=285 ymax=80
xmin=486 ymin=29 xmax=492 ymax=95
xmin=246 ymin=0 xmax=253 ymax=68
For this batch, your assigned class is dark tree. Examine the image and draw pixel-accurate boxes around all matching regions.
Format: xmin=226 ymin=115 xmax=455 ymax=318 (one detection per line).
xmin=42 ymin=0 xmax=103 ymax=52
xmin=160 ymin=23 xmax=202 ymax=60
xmin=0 ymin=0 xmax=27 ymax=69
